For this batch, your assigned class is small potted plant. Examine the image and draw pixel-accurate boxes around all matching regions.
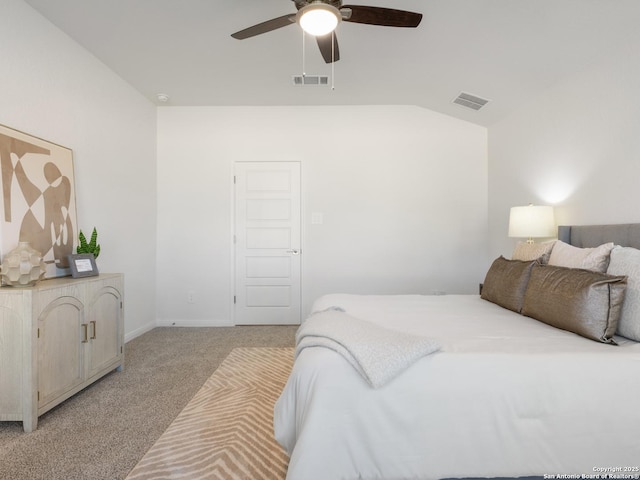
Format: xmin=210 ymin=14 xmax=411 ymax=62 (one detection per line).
xmin=77 ymin=227 xmax=101 ymax=259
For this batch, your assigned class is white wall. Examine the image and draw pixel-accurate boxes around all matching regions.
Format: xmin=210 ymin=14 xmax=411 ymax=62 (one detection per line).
xmin=157 ymin=106 xmax=488 ymax=325
xmin=488 ymin=40 xmax=640 ymax=259
xmin=13 ymin=0 xmax=639 ymax=334
xmin=1 ymin=0 xmax=157 ymax=339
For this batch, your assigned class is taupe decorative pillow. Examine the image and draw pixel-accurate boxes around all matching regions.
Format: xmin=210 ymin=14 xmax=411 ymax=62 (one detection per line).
xmin=512 ymin=240 xmax=556 ymax=264
xmin=522 ymin=264 xmax=627 ymax=344
xmin=607 ymin=246 xmax=640 ymax=342
xmin=548 ymin=240 xmax=615 ymax=272
xmin=481 ymin=256 xmax=537 ymax=313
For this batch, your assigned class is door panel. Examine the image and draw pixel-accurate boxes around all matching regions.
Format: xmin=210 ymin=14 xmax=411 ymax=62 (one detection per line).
xmin=246 ymin=256 xmax=291 ymax=278
xmin=234 ymin=162 xmax=301 ymax=325
xmin=38 ymin=298 xmax=84 ymax=409
xmin=246 ymin=199 xmax=291 ymax=219
xmin=246 ymin=227 xmax=291 ymax=248
xmin=246 ymin=285 xmax=291 ymax=307
xmin=86 ymin=285 xmax=122 ymax=379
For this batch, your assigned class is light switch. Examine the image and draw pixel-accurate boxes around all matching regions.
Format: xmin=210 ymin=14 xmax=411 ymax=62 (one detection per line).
xmin=311 ymin=212 xmax=324 ymax=225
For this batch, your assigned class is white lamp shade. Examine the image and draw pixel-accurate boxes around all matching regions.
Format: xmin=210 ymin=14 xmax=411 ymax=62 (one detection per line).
xmin=508 ymin=205 xmax=555 ymax=239
xmin=297 ymin=4 xmax=340 ymax=36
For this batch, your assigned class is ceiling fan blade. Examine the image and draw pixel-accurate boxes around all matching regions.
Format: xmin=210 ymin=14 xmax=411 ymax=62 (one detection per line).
xmin=341 ymin=5 xmax=422 ymax=28
xmin=231 ymin=14 xmax=296 ymax=39
xmin=316 ymin=33 xmax=340 ymax=63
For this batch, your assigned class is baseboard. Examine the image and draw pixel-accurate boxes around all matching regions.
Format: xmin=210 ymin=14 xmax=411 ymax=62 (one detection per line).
xmin=155 ymin=318 xmax=234 ymax=327
xmin=124 ymin=321 xmax=156 ymax=343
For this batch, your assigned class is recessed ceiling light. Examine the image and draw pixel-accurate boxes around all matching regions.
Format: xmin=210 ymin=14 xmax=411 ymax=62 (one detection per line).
xmin=156 ymin=93 xmax=170 ymax=103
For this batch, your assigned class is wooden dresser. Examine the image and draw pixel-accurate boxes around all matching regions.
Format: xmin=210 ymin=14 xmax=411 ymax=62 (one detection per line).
xmin=0 ymin=273 xmax=124 ymax=432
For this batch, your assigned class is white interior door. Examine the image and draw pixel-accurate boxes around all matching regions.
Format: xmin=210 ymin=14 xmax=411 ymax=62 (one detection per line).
xmin=234 ymin=162 xmax=301 ymax=325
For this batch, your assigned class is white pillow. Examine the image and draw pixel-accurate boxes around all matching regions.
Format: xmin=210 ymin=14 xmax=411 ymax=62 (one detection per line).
xmin=607 ymin=246 xmax=640 ymax=342
xmin=512 ymin=240 xmax=556 ymax=263
xmin=548 ymin=240 xmax=614 ymax=272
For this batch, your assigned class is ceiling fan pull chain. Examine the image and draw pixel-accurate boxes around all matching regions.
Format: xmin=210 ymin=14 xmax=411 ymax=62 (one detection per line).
xmin=302 ymin=30 xmax=306 ymax=77
xmin=331 ymin=30 xmax=335 ymax=90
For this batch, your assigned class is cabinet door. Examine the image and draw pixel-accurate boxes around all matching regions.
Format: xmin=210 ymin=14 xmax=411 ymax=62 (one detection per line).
xmin=37 ymin=296 xmax=85 ymax=409
xmin=0 ymin=296 xmax=25 ymax=417
xmin=86 ymin=282 xmax=123 ymax=379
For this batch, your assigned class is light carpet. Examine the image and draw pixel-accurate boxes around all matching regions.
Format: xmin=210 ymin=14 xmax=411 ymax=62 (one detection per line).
xmin=125 ymin=347 xmax=294 ymax=480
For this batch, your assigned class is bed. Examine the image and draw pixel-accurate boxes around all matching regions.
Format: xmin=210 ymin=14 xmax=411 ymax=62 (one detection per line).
xmin=273 ymin=224 xmax=640 ymax=480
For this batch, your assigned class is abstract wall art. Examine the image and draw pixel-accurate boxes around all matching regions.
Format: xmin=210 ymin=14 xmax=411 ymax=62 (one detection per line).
xmin=0 ymin=124 xmax=78 ymax=279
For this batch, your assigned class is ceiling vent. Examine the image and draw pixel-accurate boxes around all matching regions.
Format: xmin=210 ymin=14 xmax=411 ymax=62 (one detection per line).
xmin=452 ymin=92 xmax=490 ymax=111
xmin=292 ymin=75 xmax=330 ymax=86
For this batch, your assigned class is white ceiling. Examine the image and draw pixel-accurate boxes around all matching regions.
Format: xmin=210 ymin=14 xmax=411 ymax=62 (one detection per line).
xmin=23 ymin=0 xmax=640 ymax=126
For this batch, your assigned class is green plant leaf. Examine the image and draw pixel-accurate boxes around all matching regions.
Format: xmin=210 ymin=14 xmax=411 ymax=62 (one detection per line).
xmin=77 ymin=230 xmax=88 ymax=254
xmin=89 ymin=228 xmax=98 ymax=250
xmin=76 ymin=228 xmax=100 ymax=258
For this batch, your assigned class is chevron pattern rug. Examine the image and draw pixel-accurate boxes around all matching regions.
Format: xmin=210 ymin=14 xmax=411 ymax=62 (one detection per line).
xmin=125 ymin=347 xmax=294 ymax=480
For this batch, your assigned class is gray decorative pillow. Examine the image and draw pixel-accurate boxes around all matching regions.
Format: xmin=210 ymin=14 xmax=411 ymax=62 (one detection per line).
xmin=512 ymin=240 xmax=556 ymax=264
xmin=607 ymin=246 xmax=640 ymax=342
xmin=522 ymin=264 xmax=627 ymax=344
xmin=548 ymin=240 xmax=614 ymax=272
xmin=481 ymin=256 xmax=537 ymax=313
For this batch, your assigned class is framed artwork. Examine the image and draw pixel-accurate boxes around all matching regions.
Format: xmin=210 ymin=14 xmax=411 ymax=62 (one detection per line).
xmin=68 ymin=254 xmax=99 ymax=278
xmin=0 ymin=124 xmax=78 ymax=279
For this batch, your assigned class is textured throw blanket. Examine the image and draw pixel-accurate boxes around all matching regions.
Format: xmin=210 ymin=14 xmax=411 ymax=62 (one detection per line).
xmin=296 ymin=309 xmax=441 ymax=388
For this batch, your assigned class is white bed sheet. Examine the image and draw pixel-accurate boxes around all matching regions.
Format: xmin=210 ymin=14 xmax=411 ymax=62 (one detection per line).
xmin=274 ymin=294 xmax=640 ymax=480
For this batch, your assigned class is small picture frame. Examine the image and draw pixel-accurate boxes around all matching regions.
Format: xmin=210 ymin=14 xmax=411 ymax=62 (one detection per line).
xmin=67 ymin=254 xmax=99 ymax=278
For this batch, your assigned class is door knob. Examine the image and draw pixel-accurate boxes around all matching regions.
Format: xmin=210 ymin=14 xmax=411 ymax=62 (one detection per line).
xmin=286 ymin=249 xmax=300 ymax=255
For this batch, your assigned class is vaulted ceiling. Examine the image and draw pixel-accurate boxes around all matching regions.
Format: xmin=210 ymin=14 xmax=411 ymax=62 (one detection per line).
xmin=23 ymin=0 xmax=640 ymax=126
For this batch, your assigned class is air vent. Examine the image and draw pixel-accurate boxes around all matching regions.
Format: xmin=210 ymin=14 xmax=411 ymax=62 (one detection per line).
xmin=292 ymin=75 xmax=330 ymax=86
xmin=452 ymin=92 xmax=490 ymax=111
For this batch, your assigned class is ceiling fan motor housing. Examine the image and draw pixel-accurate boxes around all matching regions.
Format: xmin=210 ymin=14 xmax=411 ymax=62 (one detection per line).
xmin=293 ymin=0 xmax=343 ymax=11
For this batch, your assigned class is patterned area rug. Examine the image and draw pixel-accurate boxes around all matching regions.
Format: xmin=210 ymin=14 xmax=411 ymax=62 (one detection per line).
xmin=125 ymin=347 xmax=294 ymax=480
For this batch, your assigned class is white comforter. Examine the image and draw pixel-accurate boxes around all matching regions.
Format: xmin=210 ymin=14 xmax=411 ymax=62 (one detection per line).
xmin=274 ymin=294 xmax=640 ymax=480
xmin=296 ymin=309 xmax=441 ymax=388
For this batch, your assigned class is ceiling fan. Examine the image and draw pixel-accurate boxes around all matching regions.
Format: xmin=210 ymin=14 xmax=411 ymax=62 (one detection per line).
xmin=231 ymin=0 xmax=422 ymax=63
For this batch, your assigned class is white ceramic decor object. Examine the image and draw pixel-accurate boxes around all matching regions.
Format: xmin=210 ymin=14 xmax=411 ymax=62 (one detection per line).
xmin=1 ymin=242 xmax=46 ymax=287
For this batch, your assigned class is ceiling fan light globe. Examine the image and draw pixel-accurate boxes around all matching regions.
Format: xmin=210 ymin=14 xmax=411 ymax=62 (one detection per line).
xmin=297 ymin=4 xmax=340 ymax=36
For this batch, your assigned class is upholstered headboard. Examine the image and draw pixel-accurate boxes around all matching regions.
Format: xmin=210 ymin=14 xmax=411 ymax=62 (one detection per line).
xmin=558 ymin=223 xmax=640 ymax=249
